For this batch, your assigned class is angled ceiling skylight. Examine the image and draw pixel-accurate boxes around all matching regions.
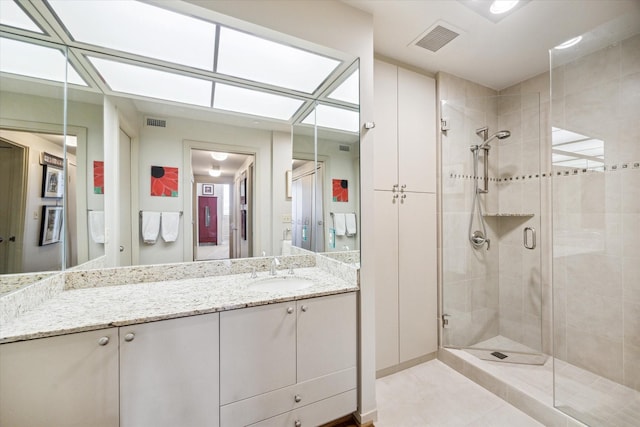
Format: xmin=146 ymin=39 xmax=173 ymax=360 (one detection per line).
xmin=552 ymin=127 xmax=604 ymax=170
xmin=0 ymin=0 xmax=43 ymax=33
xmin=0 ymin=37 xmax=86 ymax=86
xmin=216 ymin=27 xmax=340 ymax=93
xmin=47 ymin=0 xmax=216 ymax=71
xmin=88 ymin=56 xmax=212 ymax=107
xmin=302 ymin=104 xmax=359 ymax=133
xmin=327 ymin=70 xmax=359 ymax=104
xmin=213 ymin=83 xmax=304 ymax=121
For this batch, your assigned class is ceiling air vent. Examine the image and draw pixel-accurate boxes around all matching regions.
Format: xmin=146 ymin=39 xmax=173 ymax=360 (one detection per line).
xmin=339 ymin=145 xmax=350 ymax=152
xmin=145 ymin=117 xmax=167 ymax=128
xmin=413 ymin=23 xmax=461 ymax=53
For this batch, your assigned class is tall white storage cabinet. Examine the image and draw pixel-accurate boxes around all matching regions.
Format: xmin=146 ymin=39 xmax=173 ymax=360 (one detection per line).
xmin=374 ymin=59 xmax=438 ymax=373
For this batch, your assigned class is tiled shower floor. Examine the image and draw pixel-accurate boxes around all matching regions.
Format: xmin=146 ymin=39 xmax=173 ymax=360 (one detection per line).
xmin=443 ymin=335 xmax=640 ymax=426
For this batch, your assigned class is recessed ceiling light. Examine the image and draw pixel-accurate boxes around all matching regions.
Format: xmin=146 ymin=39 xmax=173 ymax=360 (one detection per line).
xmin=211 ymin=152 xmax=228 ymax=161
xmin=209 ymin=166 xmax=221 ymax=177
xmin=554 ymin=36 xmax=583 ymax=50
xmin=490 ymin=0 xmax=519 ymax=15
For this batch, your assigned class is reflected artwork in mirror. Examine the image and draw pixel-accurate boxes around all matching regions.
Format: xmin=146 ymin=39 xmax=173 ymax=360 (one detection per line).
xmin=0 ymin=0 xmax=360 ymax=294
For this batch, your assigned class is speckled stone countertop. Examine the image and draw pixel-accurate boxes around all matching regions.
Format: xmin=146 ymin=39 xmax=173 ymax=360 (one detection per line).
xmin=0 ymin=267 xmax=357 ymax=344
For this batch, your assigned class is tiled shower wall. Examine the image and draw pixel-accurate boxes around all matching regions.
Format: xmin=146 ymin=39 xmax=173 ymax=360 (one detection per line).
xmin=551 ymin=33 xmax=640 ymax=390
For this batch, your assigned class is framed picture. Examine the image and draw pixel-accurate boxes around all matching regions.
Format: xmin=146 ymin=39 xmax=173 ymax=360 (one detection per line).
xmin=42 ymin=165 xmax=64 ymax=198
xmin=202 ymin=183 xmax=214 ymax=195
xmin=39 ymin=206 xmax=63 ymax=246
xmin=240 ymin=177 xmax=246 ymax=205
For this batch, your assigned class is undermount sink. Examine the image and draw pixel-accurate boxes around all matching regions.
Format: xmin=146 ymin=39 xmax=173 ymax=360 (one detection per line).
xmin=249 ymin=276 xmax=314 ymax=292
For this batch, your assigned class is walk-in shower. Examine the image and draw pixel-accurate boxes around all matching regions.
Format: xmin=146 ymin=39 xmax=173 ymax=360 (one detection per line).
xmin=468 ymin=127 xmax=510 ymax=250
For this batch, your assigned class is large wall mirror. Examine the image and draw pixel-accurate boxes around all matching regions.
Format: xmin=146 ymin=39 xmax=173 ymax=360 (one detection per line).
xmin=0 ymin=0 xmax=360 ymax=294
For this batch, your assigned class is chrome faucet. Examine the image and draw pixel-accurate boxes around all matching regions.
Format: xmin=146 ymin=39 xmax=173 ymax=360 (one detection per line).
xmin=270 ymin=257 xmax=280 ymax=276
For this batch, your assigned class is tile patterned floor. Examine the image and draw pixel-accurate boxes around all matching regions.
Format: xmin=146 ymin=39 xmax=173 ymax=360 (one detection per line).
xmin=375 ymin=360 xmax=543 ymax=426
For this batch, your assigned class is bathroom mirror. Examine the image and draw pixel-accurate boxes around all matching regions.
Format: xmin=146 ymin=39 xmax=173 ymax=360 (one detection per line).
xmin=0 ymin=0 xmax=360 ymax=290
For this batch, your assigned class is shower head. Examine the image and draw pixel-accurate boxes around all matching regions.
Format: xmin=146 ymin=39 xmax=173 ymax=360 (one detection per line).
xmin=479 ymin=130 xmax=511 ymax=149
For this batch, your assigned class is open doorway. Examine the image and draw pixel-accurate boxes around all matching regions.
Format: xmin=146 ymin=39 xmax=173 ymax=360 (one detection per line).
xmin=191 ymin=148 xmax=254 ymax=261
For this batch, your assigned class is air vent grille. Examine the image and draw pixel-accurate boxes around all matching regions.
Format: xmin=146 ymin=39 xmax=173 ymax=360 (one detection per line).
xmin=339 ymin=145 xmax=350 ymax=152
xmin=146 ymin=117 xmax=167 ymax=128
xmin=415 ymin=25 xmax=460 ymax=52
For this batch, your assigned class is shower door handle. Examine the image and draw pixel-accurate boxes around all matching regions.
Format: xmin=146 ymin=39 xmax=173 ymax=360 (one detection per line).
xmin=524 ymin=227 xmax=536 ymax=250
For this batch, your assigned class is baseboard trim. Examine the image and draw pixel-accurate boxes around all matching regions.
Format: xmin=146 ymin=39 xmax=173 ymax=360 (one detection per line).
xmin=354 ymin=408 xmax=377 ymax=426
xmin=376 ymin=351 xmax=437 ymax=379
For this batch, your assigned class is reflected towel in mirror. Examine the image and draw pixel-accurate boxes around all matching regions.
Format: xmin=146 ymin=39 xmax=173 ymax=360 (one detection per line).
xmin=88 ymin=210 xmax=105 ymax=244
xmin=333 ymin=213 xmax=346 ymax=236
xmin=345 ymin=213 xmax=357 ymax=237
xmin=141 ymin=211 xmax=161 ymax=244
xmin=161 ymin=212 xmax=180 ymax=242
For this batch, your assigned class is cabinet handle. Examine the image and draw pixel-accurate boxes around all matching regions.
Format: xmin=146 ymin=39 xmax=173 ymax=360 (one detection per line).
xmin=97 ymin=336 xmax=109 ymax=346
xmin=400 ymin=184 xmax=406 ymax=193
xmin=294 ymin=394 xmax=302 ymax=403
xmin=287 ymin=307 xmax=294 ymax=314
xmin=295 ymin=421 xmax=302 ymax=427
xmin=392 ymin=184 xmax=399 ymax=193
xmin=124 ymin=332 xmax=135 ymax=342
xmin=301 ymin=305 xmax=308 ymax=312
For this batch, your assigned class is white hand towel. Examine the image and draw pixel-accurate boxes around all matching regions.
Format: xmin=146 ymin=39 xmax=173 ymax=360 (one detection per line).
xmin=345 ymin=213 xmax=357 ymax=237
xmin=88 ymin=210 xmax=105 ymax=244
xmin=333 ymin=213 xmax=346 ymax=236
xmin=141 ymin=211 xmax=161 ymax=244
xmin=161 ymin=212 xmax=180 ymax=242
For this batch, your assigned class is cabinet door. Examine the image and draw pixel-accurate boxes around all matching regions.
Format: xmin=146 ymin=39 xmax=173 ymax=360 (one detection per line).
xmin=297 ymin=293 xmax=357 ymax=382
xmin=398 ymin=68 xmax=436 ymax=193
xmin=373 ymin=59 xmax=399 ymax=191
xmin=0 ymin=328 xmax=119 ymax=427
xmin=374 ymin=190 xmax=400 ymax=371
xmin=120 ymin=314 xmax=219 ymax=427
xmin=220 ymin=302 xmax=296 ymax=404
xmin=399 ymin=192 xmax=438 ymax=362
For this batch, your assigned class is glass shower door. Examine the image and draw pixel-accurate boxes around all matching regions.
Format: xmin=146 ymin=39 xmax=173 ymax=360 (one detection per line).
xmin=441 ymin=93 xmax=545 ymax=364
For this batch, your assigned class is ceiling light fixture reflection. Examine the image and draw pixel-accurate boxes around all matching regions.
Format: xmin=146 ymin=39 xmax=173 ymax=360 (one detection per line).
xmin=0 ymin=37 xmax=86 ymax=85
xmin=0 ymin=0 xmax=43 ymax=33
xmin=87 ymin=56 xmax=212 ymax=106
xmin=489 ymin=0 xmax=519 ymax=15
xmin=216 ymin=27 xmax=340 ymax=93
xmin=47 ymin=0 xmax=217 ymax=70
xmin=209 ymin=166 xmax=221 ymax=177
xmin=211 ymin=152 xmax=228 ymax=161
xmin=327 ymin=70 xmax=359 ymax=104
xmin=302 ymin=104 xmax=359 ymax=133
xmin=554 ymin=36 xmax=582 ymax=50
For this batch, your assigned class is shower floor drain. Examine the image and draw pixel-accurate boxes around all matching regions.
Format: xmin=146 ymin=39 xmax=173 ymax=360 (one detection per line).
xmin=491 ymin=351 xmax=508 ymax=359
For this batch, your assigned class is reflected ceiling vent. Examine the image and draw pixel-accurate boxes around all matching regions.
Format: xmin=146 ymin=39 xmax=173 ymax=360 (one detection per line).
xmin=412 ymin=21 xmax=462 ymax=52
xmin=339 ymin=145 xmax=350 ymax=152
xmin=145 ymin=117 xmax=167 ymax=128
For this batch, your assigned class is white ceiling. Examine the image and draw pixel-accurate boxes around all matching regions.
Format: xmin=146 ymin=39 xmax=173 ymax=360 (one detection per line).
xmin=343 ymin=0 xmax=640 ymax=90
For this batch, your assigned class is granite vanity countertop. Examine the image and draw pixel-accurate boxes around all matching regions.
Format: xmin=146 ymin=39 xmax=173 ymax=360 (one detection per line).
xmin=0 ymin=267 xmax=358 ymax=344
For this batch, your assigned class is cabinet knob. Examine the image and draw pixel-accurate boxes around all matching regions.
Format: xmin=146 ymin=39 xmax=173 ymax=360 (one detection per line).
xmin=124 ymin=332 xmax=135 ymax=342
xmin=295 ymin=421 xmax=302 ymax=427
xmin=287 ymin=307 xmax=294 ymax=314
xmin=301 ymin=305 xmax=308 ymax=312
xmin=294 ymin=394 xmax=302 ymax=403
xmin=97 ymin=336 xmax=109 ymax=346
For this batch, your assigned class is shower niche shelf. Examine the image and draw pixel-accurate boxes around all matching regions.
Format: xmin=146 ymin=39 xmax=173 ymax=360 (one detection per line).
xmin=483 ymin=213 xmax=535 ymax=218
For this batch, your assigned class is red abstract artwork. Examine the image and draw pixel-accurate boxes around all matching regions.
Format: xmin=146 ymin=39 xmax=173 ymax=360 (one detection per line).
xmin=93 ymin=161 xmax=104 ymax=194
xmin=151 ymin=166 xmax=179 ymax=197
xmin=332 ymin=179 xmax=348 ymax=202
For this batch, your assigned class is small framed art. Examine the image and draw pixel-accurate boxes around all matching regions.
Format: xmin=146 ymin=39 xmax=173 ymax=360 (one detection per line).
xmin=39 ymin=206 xmax=63 ymax=246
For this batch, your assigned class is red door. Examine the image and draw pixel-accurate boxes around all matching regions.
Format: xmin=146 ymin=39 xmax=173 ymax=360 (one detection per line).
xmin=198 ymin=196 xmax=217 ymax=244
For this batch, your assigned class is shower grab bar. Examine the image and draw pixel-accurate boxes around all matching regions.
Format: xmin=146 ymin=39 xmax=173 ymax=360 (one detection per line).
xmin=524 ymin=227 xmax=536 ymax=250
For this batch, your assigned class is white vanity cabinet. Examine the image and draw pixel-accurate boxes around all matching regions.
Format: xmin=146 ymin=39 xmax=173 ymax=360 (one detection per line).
xmin=0 ymin=328 xmax=120 ymax=427
xmin=119 ymin=313 xmax=220 ymax=427
xmin=219 ymin=292 xmax=357 ymax=427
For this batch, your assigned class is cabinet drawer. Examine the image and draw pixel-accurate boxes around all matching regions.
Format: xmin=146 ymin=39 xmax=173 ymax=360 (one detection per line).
xmin=220 ymin=367 xmax=356 ymax=427
xmin=248 ymin=389 xmax=357 ymax=427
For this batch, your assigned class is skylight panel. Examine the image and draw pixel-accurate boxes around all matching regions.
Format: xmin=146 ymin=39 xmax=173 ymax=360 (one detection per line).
xmin=0 ymin=37 xmax=86 ymax=86
xmin=216 ymin=27 xmax=340 ymax=93
xmin=327 ymin=71 xmax=359 ymax=104
xmin=88 ymin=56 xmax=212 ymax=106
xmin=47 ymin=0 xmax=216 ymax=71
xmin=213 ymin=84 xmax=304 ymax=121
xmin=0 ymin=0 xmax=43 ymax=33
xmin=302 ymin=104 xmax=359 ymax=133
